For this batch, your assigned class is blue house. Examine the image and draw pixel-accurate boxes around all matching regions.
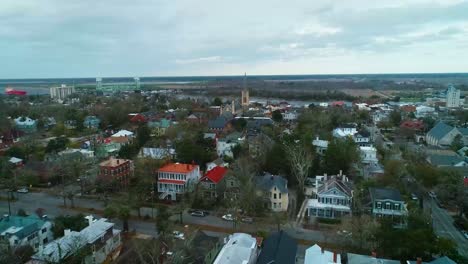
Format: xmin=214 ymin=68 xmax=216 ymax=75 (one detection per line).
xmin=83 ymin=116 xmax=101 ymax=129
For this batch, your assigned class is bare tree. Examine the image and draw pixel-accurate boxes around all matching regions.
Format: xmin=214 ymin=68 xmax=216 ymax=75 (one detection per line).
xmin=285 ymin=143 xmax=313 ymax=201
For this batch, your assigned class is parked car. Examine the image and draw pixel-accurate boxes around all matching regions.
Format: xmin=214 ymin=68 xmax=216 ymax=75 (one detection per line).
xmin=222 ymin=214 xmax=236 ymax=221
xmin=241 ymin=217 xmax=254 ymax=224
xmin=411 ymin=193 xmax=418 ymax=201
xmin=17 ymin=188 xmax=29 ymax=193
xmin=190 ymin=211 xmax=206 ymax=217
xmin=173 ymin=231 xmax=185 ymax=240
xmin=428 ymin=191 xmax=437 ymax=198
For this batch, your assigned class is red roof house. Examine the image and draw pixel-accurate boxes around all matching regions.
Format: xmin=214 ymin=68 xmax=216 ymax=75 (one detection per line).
xmin=199 ymin=166 xmax=228 ymax=198
xmin=400 ymin=120 xmax=425 ymax=131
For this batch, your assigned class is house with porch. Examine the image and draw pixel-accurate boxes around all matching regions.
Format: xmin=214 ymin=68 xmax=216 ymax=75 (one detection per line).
xmin=30 ymin=216 xmax=121 ymax=264
xmin=14 ymin=117 xmax=37 ymax=133
xmin=156 ymin=163 xmax=201 ymax=201
xmin=306 ymin=172 xmax=353 ymax=219
xmin=368 ymin=187 xmax=408 ymax=227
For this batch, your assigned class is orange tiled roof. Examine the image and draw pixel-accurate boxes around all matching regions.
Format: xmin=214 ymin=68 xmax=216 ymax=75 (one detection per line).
xmin=158 ymin=163 xmax=198 ymax=173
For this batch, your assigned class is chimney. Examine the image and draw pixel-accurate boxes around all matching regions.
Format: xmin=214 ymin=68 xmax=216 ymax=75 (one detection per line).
xmin=339 ymin=170 xmax=343 ymax=176
xmin=417 ymin=257 xmax=422 ymax=264
xmin=85 ymin=215 xmax=94 ymax=226
xmin=64 ymin=229 xmax=71 ymax=236
xmin=371 ymin=251 xmax=377 ymax=258
xmin=333 ymin=252 xmax=337 ymax=263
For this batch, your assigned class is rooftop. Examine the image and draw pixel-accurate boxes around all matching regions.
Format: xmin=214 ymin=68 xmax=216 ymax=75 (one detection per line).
xmin=304 ymin=244 xmax=341 ymax=264
xmin=369 ymin=187 xmax=403 ymax=202
xmin=213 ymin=233 xmax=257 ymax=264
xmin=111 ymin=129 xmax=134 ymax=137
xmin=201 ymin=166 xmax=228 ymax=184
xmin=255 ymin=173 xmax=288 ymax=193
xmin=257 ymin=231 xmax=297 ymax=264
xmin=99 ymin=158 xmax=131 ymax=167
xmin=158 ymin=163 xmax=198 ymax=173
xmin=0 ymin=215 xmax=47 ymax=240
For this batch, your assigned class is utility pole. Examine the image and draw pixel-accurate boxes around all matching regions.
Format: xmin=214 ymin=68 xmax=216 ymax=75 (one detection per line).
xmin=7 ymin=190 xmax=11 ymax=215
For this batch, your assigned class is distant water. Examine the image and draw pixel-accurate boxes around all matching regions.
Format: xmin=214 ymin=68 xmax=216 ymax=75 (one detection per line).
xmin=1 ymin=73 xmax=467 ymax=94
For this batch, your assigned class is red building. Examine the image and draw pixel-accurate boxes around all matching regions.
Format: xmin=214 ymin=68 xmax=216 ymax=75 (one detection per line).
xmin=98 ymin=158 xmax=133 ymax=190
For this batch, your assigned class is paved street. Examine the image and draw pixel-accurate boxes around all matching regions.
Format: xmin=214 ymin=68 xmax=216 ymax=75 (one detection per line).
xmin=0 ymin=191 xmax=331 ymax=245
xmin=429 ymin=198 xmax=468 ymax=257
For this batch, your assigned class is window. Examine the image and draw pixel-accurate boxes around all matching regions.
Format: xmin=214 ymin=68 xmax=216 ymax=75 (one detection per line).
xmin=274 ymin=193 xmax=277 ymax=199
xmin=279 ymin=202 xmax=282 ymax=208
xmin=42 ymin=228 xmax=47 ymax=234
xmin=230 ymin=181 xmax=234 ymax=187
xmin=376 ymin=202 xmax=382 ymax=209
xmin=273 ymin=202 xmax=277 ymax=208
xmin=385 ymin=202 xmax=390 ymax=209
xmin=279 ymin=193 xmax=282 ymax=199
xmin=394 ymin=204 xmax=400 ymax=210
xmin=43 ymin=238 xmax=48 ymax=244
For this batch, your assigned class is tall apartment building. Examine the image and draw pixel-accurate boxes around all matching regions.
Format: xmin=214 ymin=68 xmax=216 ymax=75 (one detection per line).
xmin=446 ymin=84 xmax=461 ymax=108
xmin=50 ymin=84 xmax=75 ymax=102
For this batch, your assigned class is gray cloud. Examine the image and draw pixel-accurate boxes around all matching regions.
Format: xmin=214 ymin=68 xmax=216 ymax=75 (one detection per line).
xmin=0 ymin=0 xmax=467 ymax=78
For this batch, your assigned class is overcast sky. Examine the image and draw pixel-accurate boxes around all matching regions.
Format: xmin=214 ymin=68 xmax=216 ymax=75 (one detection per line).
xmin=1 ymin=0 xmax=468 ymax=78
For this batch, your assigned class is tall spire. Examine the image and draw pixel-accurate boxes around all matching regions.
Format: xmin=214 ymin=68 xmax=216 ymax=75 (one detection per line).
xmin=243 ymin=72 xmax=247 ymax=91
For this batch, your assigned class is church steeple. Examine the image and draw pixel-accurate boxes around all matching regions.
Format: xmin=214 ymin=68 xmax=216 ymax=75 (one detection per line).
xmin=241 ymin=73 xmax=249 ymax=111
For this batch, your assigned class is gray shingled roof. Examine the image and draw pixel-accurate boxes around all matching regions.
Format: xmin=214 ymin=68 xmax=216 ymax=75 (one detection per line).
xmin=255 ymin=173 xmax=288 ymax=193
xmin=427 ymin=154 xmax=465 ymax=167
xmin=208 ymin=116 xmax=229 ymax=129
xmin=369 ymin=187 xmax=403 ymax=202
xmin=427 ymin=122 xmax=455 ymax=141
xmin=257 ymin=231 xmax=297 ymax=264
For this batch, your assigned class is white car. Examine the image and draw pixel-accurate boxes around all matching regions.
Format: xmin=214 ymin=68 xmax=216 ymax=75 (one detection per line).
xmin=428 ymin=191 xmax=437 ymax=198
xmin=222 ymin=214 xmax=236 ymax=221
xmin=17 ymin=188 xmax=29 ymax=193
xmin=173 ymin=231 xmax=185 ymax=240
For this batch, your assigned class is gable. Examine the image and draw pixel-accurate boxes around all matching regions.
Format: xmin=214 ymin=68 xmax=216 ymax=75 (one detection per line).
xmin=320 ymin=187 xmax=349 ymax=198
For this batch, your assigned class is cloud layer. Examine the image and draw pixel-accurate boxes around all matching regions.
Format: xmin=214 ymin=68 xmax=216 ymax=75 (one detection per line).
xmin=1 ymin=0 xmax=467 ymax=78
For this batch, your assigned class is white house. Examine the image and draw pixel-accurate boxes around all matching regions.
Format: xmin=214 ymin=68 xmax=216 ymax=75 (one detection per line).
xmin=216 ymin=133 xmax=244 ymax=158
xmin=312 ymin=137 xmax=329 ymax=155
xmin=282 ymin=111 xmax=298 ymax=122
xmin=415 ymin=105 xmax=435 ymax=118
xmin=31 ymin=216 xmax=121 ymax=264
xmin=332 ymin=124 xmax=357 ymax=138
xmin=213 ymin=233 xmax=258 ymax=264
xmin=157 ymin=163 xmax=201 ymax=201
xmin=360 ymin=146 xmax=378 ymax=164
xmin=306 ymin=172 xmax=353 ymax=219
xmin=304 ymin=244 xmax=341 ymax=264
xmin=0 ymin=215 xmax=53 ymax=253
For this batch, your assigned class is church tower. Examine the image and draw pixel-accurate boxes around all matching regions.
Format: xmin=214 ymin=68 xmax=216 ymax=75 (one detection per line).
xmin=241 ymin=73 xmax=249 ymax=112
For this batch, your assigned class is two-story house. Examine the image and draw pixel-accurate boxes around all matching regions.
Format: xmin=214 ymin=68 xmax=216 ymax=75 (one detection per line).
xmin=14 ymin=117 xmax=38 ymax=133
xmin=156 ymin=163 xmax=200 ymax=201
xmin=97 ymin=158 xmax=133 ymax=191
xmin=148 ymin=118 xmax=172 ymax=137
xmin=216 ymin=132 xmax=244 ymax=158
xmin=110 ymin=130 xmax=134 ymax=146
xmin=83 ymin=116 xmax=101 ymax=129
xmin=312 ymin=137 xmax=329 ymax=155
xmin=0 ymin=215 xmax=53 ymax=252
xmin=199 ymin=166 xmax=228 ymax=199
xmin=306 ymin=172 xmax=353 ymax=219
xmin=369 ymin=187 xmax=408 ymax=227
xmin=254 ymin=173 xmax=289 ymax=212
xmin=31 ymin=215 xmax=121 ymax=264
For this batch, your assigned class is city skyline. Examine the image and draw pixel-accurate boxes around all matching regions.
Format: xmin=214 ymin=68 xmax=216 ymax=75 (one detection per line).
xmin=1 ymin=0 xmax=468 ymax=78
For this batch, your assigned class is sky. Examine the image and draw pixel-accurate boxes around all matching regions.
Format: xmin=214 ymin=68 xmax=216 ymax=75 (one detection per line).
xmin=1 ymin=0 xmax=468 ymax=78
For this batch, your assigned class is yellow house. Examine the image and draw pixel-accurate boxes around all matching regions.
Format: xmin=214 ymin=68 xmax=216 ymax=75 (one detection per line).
xmin=255 ymin=173 xmax=289 ymax=212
